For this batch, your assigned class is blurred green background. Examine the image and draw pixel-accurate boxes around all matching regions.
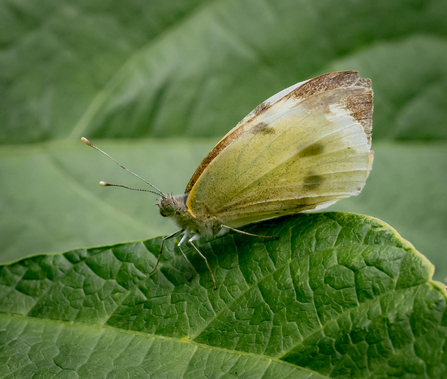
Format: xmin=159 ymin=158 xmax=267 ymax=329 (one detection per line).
xmin=0 ymin=0 xmax=446 ymax=283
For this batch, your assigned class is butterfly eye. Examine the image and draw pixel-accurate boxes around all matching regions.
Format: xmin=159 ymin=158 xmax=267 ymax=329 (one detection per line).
xmin=157 ymin=196 xmax=176 ymax=217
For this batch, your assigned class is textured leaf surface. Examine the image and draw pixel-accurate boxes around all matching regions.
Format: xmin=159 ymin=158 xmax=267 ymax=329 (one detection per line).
xmin=1 ymin=214 xmax=446 ymax=378
xmin=1 ymin=1 xmax=447 ymax=282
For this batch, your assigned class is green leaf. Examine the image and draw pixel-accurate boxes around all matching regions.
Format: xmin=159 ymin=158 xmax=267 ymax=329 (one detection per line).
xmin=2 ymin=0 xmax=447 ymax=143
xmin=1 ymin=214 xmax=446 ymax=378
xmin=1 ymin=1 xmax=447 ymax=286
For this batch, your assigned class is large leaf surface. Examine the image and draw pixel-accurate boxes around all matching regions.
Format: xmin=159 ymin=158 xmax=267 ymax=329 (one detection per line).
xmin=0 ymin=0 xmax=446 ymax=283
xmin=2 ymin=0 xmax=447 ymax=142
xmin=1 ymin=213 xmax=446 ymax=378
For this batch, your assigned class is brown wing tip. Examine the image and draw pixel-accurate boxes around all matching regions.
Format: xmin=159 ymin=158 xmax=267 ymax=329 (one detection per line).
xmin=289 ymin=71 xmax=373 ymax=145
xmin=337 ymin=73 xmax=373 ymax=145
xmin=288 ymin=71 xmax=369 ymax=100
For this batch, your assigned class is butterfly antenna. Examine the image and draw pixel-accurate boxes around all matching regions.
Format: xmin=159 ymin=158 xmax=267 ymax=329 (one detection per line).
xmin=99 ymin=181 xmax=161 ymax=196
xmin=81 ymin=137 xmax=165 ymax=196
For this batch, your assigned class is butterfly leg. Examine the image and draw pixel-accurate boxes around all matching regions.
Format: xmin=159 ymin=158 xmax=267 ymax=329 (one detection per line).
xmin=150 ymin=229 xmax=184 ymax=276
xmin=189 ymin=235 xmax=217 ymax=290
xmin=177 ymin=229 xmax=194 ymax=281
xmin=221 ymin=224 xmax=277 ymax=239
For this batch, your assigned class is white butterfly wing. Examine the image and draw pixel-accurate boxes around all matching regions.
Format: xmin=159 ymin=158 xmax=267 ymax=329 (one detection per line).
xmin=186 ymin=71 xmax=373 ymax=227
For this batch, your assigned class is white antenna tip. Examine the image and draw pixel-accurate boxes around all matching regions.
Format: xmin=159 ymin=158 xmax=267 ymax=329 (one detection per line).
xmin=99 ymin=181 xmax=108 ymax=186
xmin=81 ymin=137 xmax=92 ymax=146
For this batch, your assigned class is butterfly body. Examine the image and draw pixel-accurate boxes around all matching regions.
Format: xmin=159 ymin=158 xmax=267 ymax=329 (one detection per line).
xmin=157 ymin=194 xmax=221 ymax=238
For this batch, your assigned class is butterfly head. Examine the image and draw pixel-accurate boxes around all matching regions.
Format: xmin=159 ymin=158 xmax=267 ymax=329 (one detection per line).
xmin=157 ymin=194 xmax=188 ymax=218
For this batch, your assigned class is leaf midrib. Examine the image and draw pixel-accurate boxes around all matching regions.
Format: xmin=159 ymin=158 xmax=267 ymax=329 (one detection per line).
xmin=67 ymin=0 xmax=222 ymax=141
xmin=0 ymin=313 xmax=328 ymax=378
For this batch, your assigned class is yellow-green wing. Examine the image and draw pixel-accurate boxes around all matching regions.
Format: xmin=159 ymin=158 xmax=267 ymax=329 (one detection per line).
xmin=186 ymin=71 xmax=373 ymax=227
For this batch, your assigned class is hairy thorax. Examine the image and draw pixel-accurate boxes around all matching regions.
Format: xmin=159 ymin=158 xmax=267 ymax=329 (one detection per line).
xmin=156 ymin=194 xmax=221 ymax=237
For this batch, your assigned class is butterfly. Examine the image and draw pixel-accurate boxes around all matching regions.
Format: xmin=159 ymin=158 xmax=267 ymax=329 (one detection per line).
xmin=82 ymin=70 xmax=373 ymax=289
